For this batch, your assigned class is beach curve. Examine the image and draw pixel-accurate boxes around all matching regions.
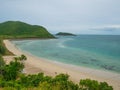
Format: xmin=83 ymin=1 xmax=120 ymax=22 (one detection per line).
xmin=3 ymin=40 xmax=120 ymax=90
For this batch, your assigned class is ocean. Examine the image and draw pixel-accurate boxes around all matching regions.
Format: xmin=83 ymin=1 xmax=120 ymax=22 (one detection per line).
xmin=13 ymin=35 xmax=120 ymax=73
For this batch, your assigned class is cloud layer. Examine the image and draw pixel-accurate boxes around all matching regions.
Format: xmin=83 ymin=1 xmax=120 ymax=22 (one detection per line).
xmin=0 ymin=0 xmax=120 ymax=34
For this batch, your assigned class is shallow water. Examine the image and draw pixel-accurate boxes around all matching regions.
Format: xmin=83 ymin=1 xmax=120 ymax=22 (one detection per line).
xmin=13 ymin=35 xmax=120 ymax=73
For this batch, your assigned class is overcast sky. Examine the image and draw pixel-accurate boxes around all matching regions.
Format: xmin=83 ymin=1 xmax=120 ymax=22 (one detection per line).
xmin=0 ymin=0 xmax=120 ymax=34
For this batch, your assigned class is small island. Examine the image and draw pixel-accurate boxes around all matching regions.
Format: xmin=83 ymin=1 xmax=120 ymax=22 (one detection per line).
xmin=56 ymin=32 xmax=76 ymax=36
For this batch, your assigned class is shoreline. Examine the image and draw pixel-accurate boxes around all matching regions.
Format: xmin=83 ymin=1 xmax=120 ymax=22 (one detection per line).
xmin=3 ymin=39 xmax=120 ymax=90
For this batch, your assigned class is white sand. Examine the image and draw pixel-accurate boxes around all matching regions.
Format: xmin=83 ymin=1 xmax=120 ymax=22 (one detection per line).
xmin=3 ymin=40 xmax=120 ymax=90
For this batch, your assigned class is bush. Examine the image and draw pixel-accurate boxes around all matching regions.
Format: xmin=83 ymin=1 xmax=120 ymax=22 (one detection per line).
xmin=79 ymin=79 xmax=113 ymax=90
xmin=0 ymin=55 xmax=5 ymax=67
xmin=0 ymin=45 xmax=6 ymax=55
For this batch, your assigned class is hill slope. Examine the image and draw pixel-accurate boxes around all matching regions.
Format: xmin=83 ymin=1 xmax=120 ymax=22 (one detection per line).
xmin=0 ymin=21 xmax=54 ymax=39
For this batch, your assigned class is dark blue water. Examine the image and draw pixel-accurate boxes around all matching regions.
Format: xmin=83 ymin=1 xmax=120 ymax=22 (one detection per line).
xmin=13 ymin=35 xmax=120 ymax=73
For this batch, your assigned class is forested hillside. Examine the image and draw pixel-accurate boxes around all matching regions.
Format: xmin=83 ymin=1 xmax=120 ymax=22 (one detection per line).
xmin=0 ymin=21 xmax=54 ymax=39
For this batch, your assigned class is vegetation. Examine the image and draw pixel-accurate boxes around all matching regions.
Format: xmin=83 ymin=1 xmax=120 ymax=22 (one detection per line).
xmin=56 ymin=32 xmax=76 ymax=36
xmin=0 ymin=55 xmax=5 ymax=68
xmin=0 ymin=21 xmax=55 ymax=39
xmin=0 ymin=39 xmax=13 ymax=55
xmin=79 ymin=79 xmax=113 ymax=90
xmin=0 ymin=55 xmax=113 ymax=90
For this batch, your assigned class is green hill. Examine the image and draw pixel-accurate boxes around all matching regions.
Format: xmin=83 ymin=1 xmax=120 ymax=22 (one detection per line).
xmin=0 ymin=21 xmax=54 ymax=39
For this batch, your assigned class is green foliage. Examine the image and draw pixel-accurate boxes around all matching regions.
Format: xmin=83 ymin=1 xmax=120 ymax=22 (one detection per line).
xmin=2 ymin=60 xmax=24 ymax=81
xmin=20 ymin=54 xmax=27 ymax=61
xmin=79 ymin=79 xmax=113 ymax=90
xmin=0 ymin=55 xmax=113 ymax=90
xmin=54 ymin=73 xmax=69 ymax=81
xmin=99 ymin=82 xmax=113 ymax=90
xmin=14 ymin=54 xmax=27 ymax=64
xmin=0 ymin=39 xmax=13 ymax=55
xmin=0 ymin=21 xmax=55 ymax=39
xmin=0 ymin=55 xmax=5 ymax=67
xmin=0 ymin=55 xmax=25 ymax=82
xmin=0 ymin=45 xmax=6 ymax=55
xmin=19 ymin=73 xmax=44 ymax=87
xmin=0 ymin=55 xmax=5 ymax=78
xmin=0 ymin=40 xmax=6 ymax=55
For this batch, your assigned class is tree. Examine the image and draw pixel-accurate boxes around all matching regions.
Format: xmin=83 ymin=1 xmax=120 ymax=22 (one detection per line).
xmin=0 ymin=45 xmax=6 ymax=55
xmin=14 ymin=54 xmax=27 ymax=64
xmin=54 ymin=73 xmax=69 ymax=82
xmin=1 ymin=55 xmax=25 ymax=81
xmin=3 ymin=61 xmax=24 ymax=81
xmin=20 ymin=54 xmax=27 ymax=64
xmin=99 ymin=82 xmax=113 ymax=90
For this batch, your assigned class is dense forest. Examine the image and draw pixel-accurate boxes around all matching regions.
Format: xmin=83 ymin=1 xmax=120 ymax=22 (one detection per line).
xmin=0 ymin=21 xmax=55 ymax=39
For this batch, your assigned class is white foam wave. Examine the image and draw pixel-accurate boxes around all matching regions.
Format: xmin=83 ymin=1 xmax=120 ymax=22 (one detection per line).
xmin=58 ymin=38 xmax=74 ymax=48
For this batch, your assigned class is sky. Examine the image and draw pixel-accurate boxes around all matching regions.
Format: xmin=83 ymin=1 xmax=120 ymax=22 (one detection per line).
xmin=0 ymin=0 xmax=120 ymax=34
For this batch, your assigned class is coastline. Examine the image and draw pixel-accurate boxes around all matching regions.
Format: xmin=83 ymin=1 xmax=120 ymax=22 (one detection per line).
xmin=3 ymin=40 xmax=120 ymax=90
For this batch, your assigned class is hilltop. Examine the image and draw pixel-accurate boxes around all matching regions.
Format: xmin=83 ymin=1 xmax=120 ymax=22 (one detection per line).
xmin=0 ymin=21 xmax=55 ymax=39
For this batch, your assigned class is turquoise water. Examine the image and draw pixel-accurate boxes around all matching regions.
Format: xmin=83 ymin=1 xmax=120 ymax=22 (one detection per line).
xmin=13 ymin=35 xmax=120 ymax=73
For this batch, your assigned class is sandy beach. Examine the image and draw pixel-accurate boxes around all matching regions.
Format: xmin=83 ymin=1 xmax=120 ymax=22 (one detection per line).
xmin=3 ymin=40 xmax=120 ymax=90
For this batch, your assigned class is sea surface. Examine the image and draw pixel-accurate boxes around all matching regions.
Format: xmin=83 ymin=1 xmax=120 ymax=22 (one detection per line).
xmin=13 ymin=35 xmax=120 ymax=73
